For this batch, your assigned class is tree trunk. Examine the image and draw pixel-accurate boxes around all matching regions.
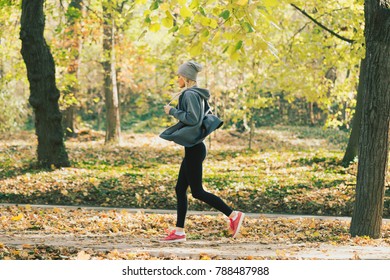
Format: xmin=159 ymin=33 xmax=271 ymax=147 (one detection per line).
xmin=249 ymin=116 xmax=255 ymax=150
xmin=102 ymin=2 xmax=121 ymax=145
xmin=309 ymin=102 xmax=315 ymax=126
xmin=20 ymin=0 xmax=70 ymax=168
xmin=278 ymin=94 xmax=283 ymax=116
xmin=350 ymin=0 xmax=390 ymax=238
xmin=63 ymin=0 xmax=83 ymax=138
xmin=64 ymin=105 xmax=76 ymax=136
xmin=341 ymin=58 xmax=367 ymax=166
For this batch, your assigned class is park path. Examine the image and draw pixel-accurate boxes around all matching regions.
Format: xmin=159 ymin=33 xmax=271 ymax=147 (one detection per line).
xmin=2 ymin=233 xmax=390 ymax=259
xmin=1 ymin=203 xmax=390 ymax=260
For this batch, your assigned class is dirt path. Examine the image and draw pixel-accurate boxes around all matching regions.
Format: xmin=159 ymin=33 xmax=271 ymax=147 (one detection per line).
xmin=1 ymin=233 xmax=390 ymax=260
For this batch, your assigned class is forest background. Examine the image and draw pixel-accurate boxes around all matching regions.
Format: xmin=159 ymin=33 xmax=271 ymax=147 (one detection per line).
xmin=0 ymin=0 xmax=364 ymax=136
xmin=1 ymin=0 xmax=390 ymax=260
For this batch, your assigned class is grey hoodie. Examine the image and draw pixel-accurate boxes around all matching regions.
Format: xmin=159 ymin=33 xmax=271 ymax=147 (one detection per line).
xmin=169 ymin=87 xmax=210 ymax=125
xmin=160 ymin=87 xmax=216 ymax=147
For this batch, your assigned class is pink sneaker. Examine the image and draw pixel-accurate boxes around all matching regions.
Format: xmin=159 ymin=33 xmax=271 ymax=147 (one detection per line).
xmin=230 ymin=212 xmax=245 ymax=238
xmin=160 ymin=230 xmax=186 ymax=243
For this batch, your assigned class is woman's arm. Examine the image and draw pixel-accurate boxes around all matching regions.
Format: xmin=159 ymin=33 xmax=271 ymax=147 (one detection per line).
xmin=169 ymin=91 xmax=202 ymax=125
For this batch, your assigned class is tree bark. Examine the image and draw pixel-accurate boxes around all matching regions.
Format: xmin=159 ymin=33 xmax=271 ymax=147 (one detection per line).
xmin=102 ymin=2 xmax=121 ymax=145
xmin=341 ymin=58 xmax=367 ymax=166
xmin=20 ymin=0 xmax=70 ymax=168
xmin=350 ymin=0 xmax=390 ymax=238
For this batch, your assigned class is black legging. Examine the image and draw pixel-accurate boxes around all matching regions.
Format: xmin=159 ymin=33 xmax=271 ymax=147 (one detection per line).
xmin=175 ymin=142 xmax=233 ymax=228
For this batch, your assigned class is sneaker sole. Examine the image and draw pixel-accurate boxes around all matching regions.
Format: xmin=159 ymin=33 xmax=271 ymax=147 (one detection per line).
xmin=232 ymin=213 xmax=245 ymax=238
xmin=159 ymin=238 xmax=186 ymax=243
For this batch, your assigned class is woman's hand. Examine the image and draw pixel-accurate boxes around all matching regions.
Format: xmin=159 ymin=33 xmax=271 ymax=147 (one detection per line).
xmin=164 ymin=105 xmax=172 ymax=115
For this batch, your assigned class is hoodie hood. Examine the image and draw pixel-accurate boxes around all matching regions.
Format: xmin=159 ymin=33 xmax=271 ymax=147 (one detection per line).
xmin=189 ymin=86 xmax=210 ymax=100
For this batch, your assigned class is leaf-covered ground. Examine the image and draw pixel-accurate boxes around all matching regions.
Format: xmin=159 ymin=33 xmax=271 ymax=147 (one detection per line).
xmin=1 ymin=127 xmax=390 ymax=259
xmin=0 ymin=127 xmax=389 ymax=217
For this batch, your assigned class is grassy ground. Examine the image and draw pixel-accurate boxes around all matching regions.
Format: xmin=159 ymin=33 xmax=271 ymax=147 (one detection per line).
xmin=0 ymin=126 xmax=389 ymax=217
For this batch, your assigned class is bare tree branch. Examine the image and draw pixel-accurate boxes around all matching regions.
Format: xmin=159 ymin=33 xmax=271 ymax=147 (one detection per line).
xmin=290 ymin=3 xmax=356 ymax=44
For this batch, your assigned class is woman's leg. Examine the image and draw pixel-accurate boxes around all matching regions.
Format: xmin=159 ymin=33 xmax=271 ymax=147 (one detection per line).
xmin=160 ymin=160 xmax=188 ymax=242
xmin=184 ymin=142 xmax=233 ymax=217
xmin=175 ymin=158 xmax=189 ymax=228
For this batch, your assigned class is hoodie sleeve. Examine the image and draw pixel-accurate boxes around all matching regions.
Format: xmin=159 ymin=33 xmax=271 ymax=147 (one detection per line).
xmin=169 ymin=91 xmax=202 ymax=125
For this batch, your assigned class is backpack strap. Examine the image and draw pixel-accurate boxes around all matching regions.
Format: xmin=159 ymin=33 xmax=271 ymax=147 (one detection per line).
xmin=204 ymin=99 xmax=212 ymax=115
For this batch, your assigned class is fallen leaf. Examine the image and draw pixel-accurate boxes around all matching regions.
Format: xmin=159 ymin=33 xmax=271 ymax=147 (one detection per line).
xmin=11 ymin=213 xmax=23 ymax=221
xmin=199 ymin=253 xmax=211 ymax=260
xmin=76 ymin=250 xmax=91 ymax=260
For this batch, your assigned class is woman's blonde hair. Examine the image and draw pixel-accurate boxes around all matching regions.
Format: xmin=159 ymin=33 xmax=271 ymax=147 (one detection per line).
xmin=167 ymin=76 xmax=197 ymax=106
xmin=182 ymin=76 xmax=197 ymax=89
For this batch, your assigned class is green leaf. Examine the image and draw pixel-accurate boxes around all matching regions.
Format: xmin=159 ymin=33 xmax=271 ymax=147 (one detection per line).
xmin=144 ymin=15 xmax=151 ymax=24
xmin=169 ymin=25 xmax=179 ymax=33
xmin=150 ymin=1 xmax=159 ymax=10
xmin=200 ymin=29 xmax=210 ymax=42
xmin=219 ymin=10 xmax=230 ymax=20
xmin=66 ymin=7 xmax=82 ymax=20
xmin=199 ymin=6 xmax=206 ymax=16
xmin=235 ymin=40 xmax=243 ymax=51
xmin=243 ymin=22 xmax=254 ymax=33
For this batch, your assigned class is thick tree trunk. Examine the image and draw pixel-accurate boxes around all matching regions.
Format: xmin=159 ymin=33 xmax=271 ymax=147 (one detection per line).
xmin=341 ymin=58 xmax=367 ymax=166
xmin=350 ymin=0 xmax=390 ymax=238
xmin=20 ymin=0 xmax=70 ymax=168
xmin=102 ymin=3 xmax=121 ymax=145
